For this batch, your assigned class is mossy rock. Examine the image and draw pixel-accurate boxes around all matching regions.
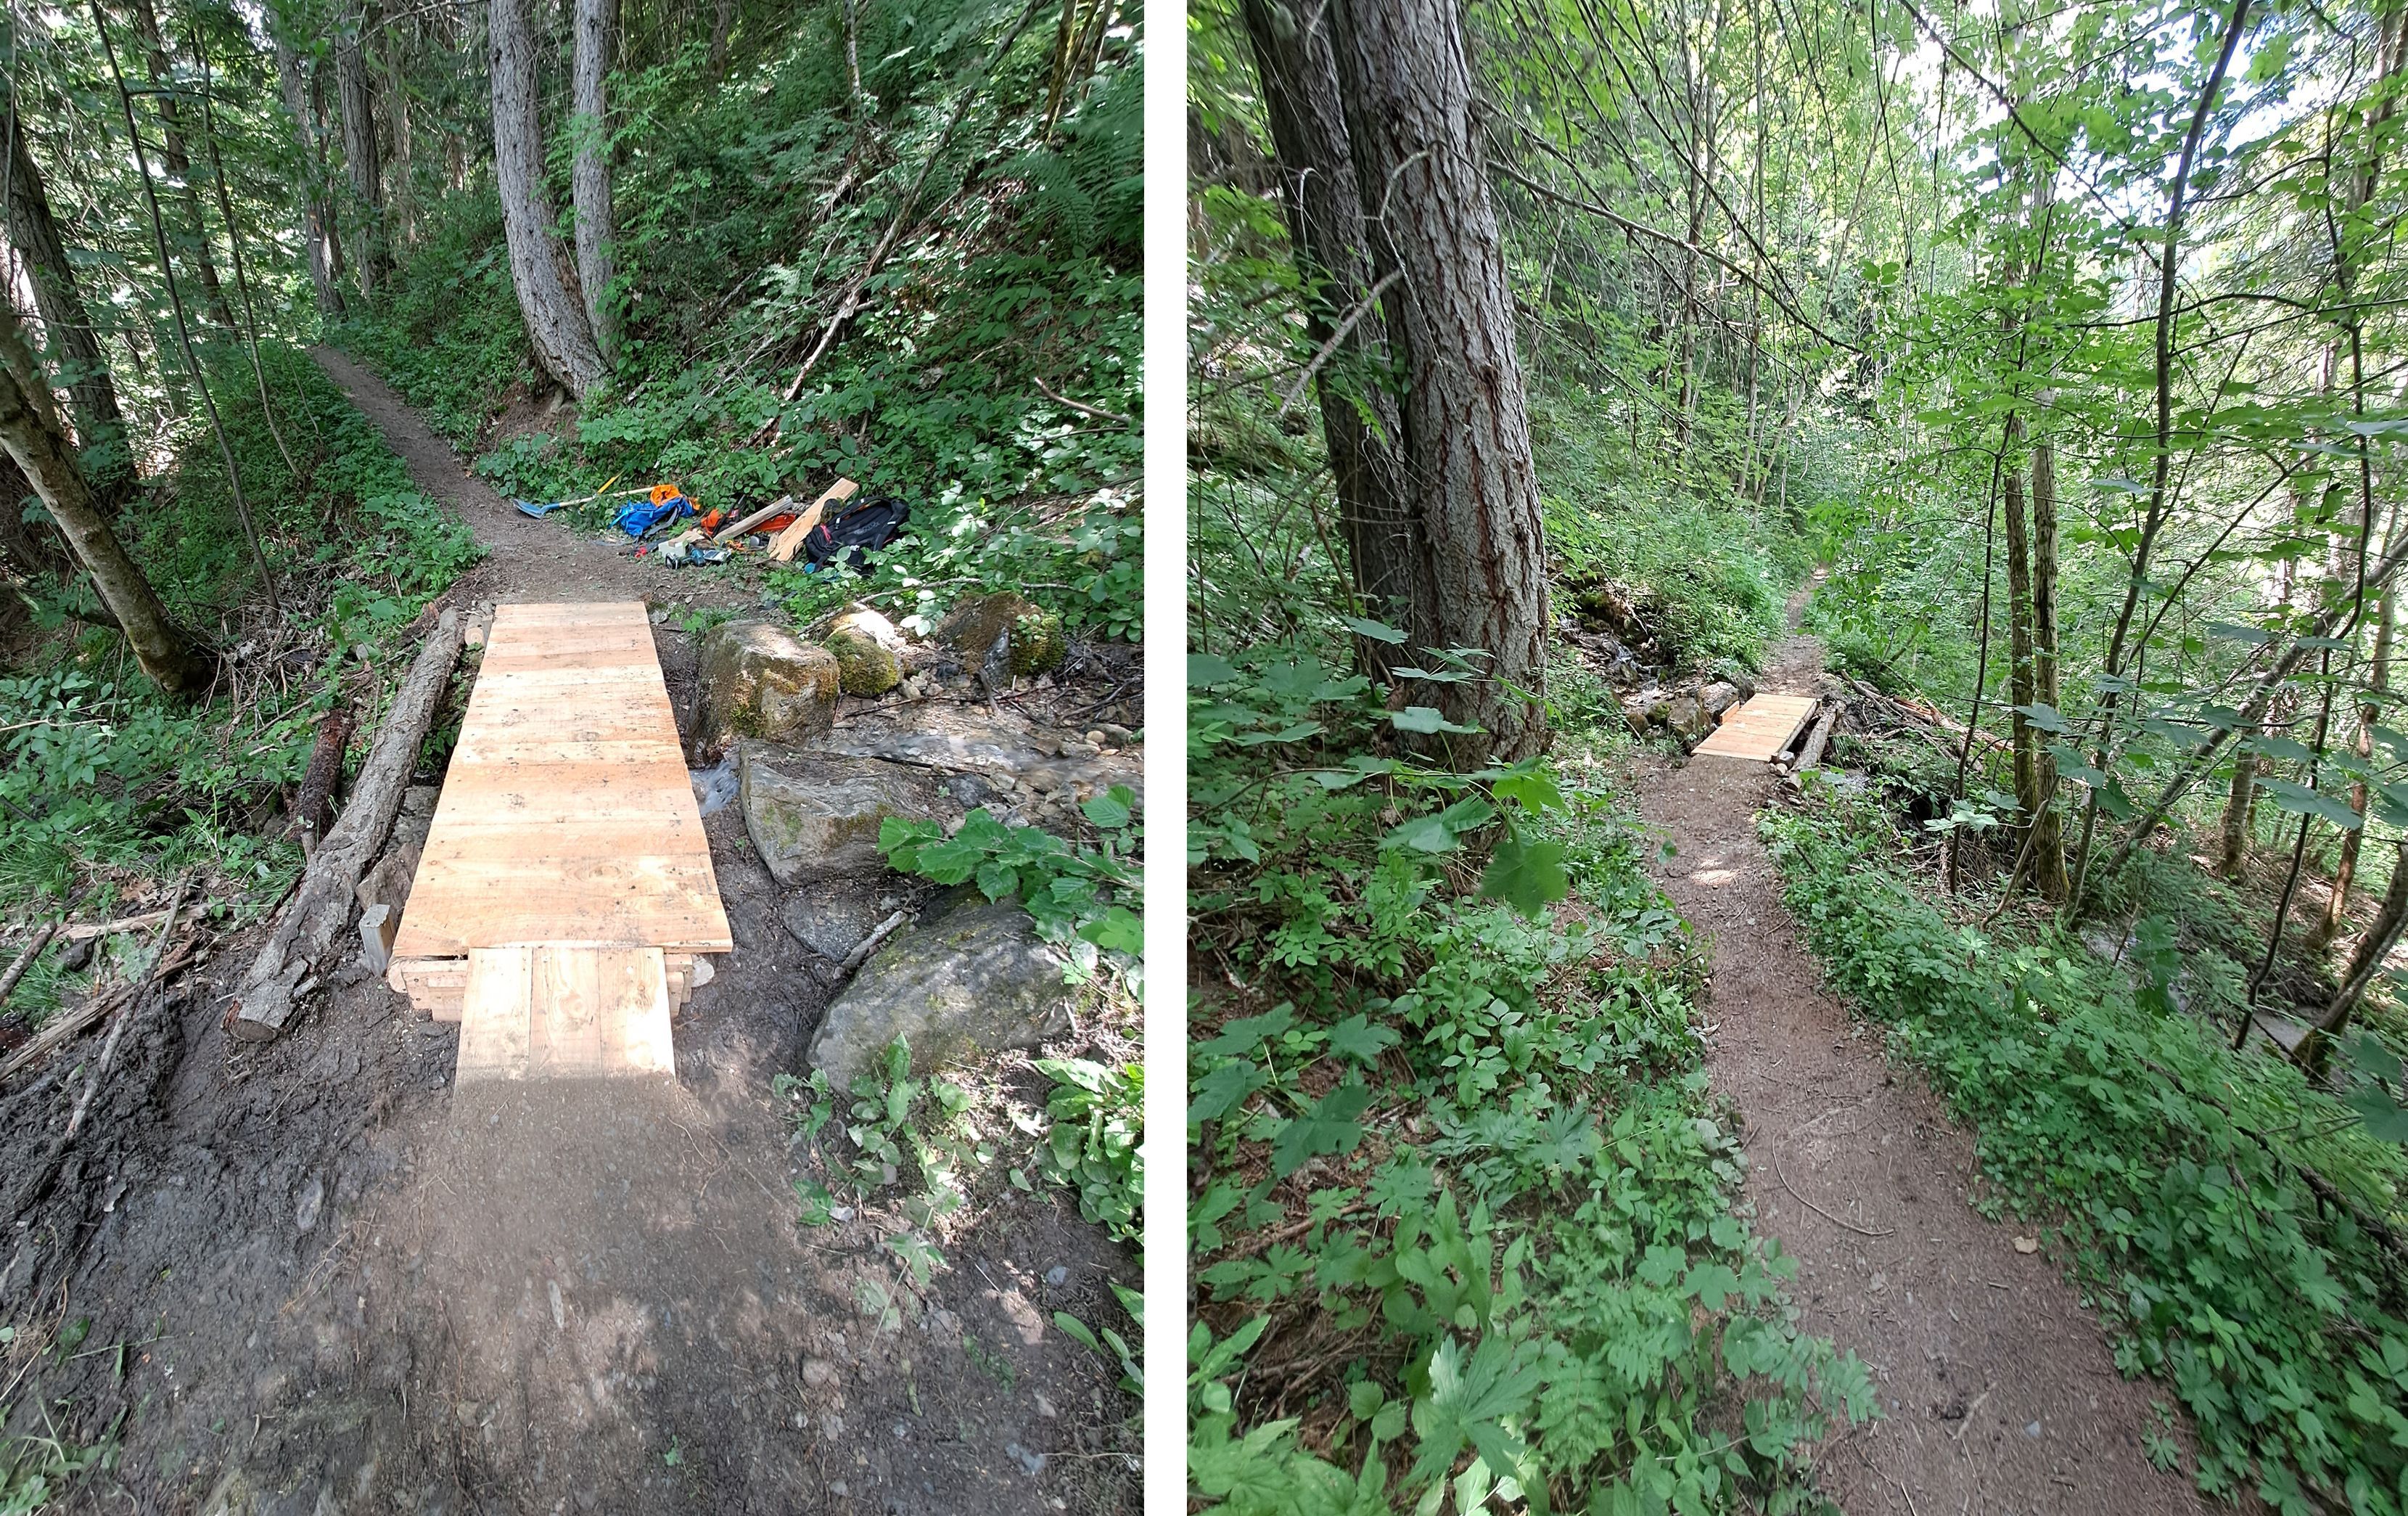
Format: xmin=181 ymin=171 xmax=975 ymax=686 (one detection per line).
xmin=825 ymin=628 xmax=902 ymax=697
xmin=1008 ymin=610 xmax=1065 ymax=676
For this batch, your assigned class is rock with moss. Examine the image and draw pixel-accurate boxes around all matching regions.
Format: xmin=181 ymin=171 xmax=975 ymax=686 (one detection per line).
xmin=805 ymin=894 xmax=1079 ymax=1082
xmin=697 ymin=620 xmax=840 ymax=746
xmin=737 ymin=742 xmax=952 ymax=886
xmin=934 ymin=591 xmax=1037 ymax=660
xmin=825 ymin=628 xmax=902 ymax=697
xmin=1007 ymin=609 xmax=1066 ymax=676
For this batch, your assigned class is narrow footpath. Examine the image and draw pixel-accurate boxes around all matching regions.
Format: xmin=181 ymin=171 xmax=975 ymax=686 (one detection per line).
xmin=1635 ymin=623 xmax=2208 ymax=1515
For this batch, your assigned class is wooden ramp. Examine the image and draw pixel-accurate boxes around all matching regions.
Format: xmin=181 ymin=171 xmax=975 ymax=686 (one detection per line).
xmin=1693 ymin=693 xmax=1819 ymax=761
xmin=385 ymin=602 xmax=731 ymax=1073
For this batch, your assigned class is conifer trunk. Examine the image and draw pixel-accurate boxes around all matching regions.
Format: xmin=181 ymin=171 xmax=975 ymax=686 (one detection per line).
xmin=572 ymin=0 xmax=618 ymax=360
xmin=1238 ymin=0 xmax=1431 ymax=681
xmin=0 ymin=102 xmax=131 ymax=508
xmin=337 ymin=1 xmax=386 ymax=300
xmin=2029 ymin=430 xmax=2067 ymax=898
xmin=128 ymin=0 xmax=237 ymax=331
xmin=275 ymin=33 xmax=345 ymax=318
xmin=490 ymin=0 xmax=607 ymax=396
xmin=0 ymin=305 xmax=202 ymax=692
xmin=1325 ymin=0 xmax=1549 ymax=763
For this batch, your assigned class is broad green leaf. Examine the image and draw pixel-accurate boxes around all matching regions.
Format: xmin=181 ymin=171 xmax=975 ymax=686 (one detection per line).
xmin=1269 ymin=1082 xmax=1373 ymax=1178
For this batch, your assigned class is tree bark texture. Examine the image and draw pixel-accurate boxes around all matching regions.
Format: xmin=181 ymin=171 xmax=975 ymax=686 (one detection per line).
xmin=1325 ymin=0 xmax=1549 ymax=763
xmin=572 ymin=0 xmax=618 ymax=358
xmin=1 ymin=107 xmax=131 ymax=507
xmin=0 ymin=305 xmax=202 ymax=692
xmin=490 ymin=0 xmax=607 ymax=396
xmin=1240 ymin=0 xmax=1430 ymax=683
xmin=275 ymin=33 xmax=345 ymax=318
xmin=2029 ymin=430 xmax=2066 ymax=897
xmin=382 ymin=19 xmax=416 ymax=245
xmin=337 ymin=1 xmax=387 ymax=299
xmin=127 ymin=0 xmax=235 ymax=331
xmin=2003 ymin=416 xmax=2040 ymax=858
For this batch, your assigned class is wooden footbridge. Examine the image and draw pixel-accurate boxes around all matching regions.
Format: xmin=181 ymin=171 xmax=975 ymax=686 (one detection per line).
xmin=387 ymin=602 xmax=731 ymax=1081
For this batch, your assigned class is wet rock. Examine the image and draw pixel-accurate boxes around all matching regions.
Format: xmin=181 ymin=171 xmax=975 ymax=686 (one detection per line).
xmin=933 ymin=592 xmax=1066 ymax=679
xmin=781 ymin=884 xmax=890 ymax=960
xmin=1666 ymin=695 xmax=1708 ymax=739
xmin=738 ymin=743 xmax=950 ymax=887
xmin=696 ymin=620 xmax=841 ymax=747
xmin=825 ymin=628 xmax=902 ymax=697
xmin=806 ymin=897 xmax=1079 ymax=1083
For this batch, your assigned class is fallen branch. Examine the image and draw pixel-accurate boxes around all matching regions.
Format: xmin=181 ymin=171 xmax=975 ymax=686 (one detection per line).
xmin=1788 ymin=702 xmax=1839 ymax=775
xmin=230 ymin=610 xmax=460 ymax=1041
xmin=834 ymin=909 xmax=909 ymax=980
xmin=0 ymin=919 xmax=60 ymax=1009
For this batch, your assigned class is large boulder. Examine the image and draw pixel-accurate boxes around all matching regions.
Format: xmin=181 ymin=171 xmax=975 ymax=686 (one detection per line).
xmin=806 ymin=896 xmax=1077 ymax=1083
xmin=738 ymin=742 xmax=955 ymax=887
xmin=932 ymin=591 xmax=1066 ymax=678
xmin=697 ymin=620 xmax=840 ymax=746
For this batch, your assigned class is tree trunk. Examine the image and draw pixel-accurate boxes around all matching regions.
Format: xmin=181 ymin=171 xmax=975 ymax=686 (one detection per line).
xmin=490 ymin=0 xmax=607 ymax=397
xmin=572 ymin=0 xmax=617 ymax=360
xmin=2313 ymin=592 xmax=2393 ymax=951
xmin=0 ymin=304 xmax=203 ymax=692
xmin=2319 ymin=837 xmax=2408 ymax=1053
xmin=2029 ymin=427 xmax=2066 ymax=898
xmin=2003 ymin=415 xmax=2040 ymax=866
xmin=275 ymin=33 xmax=345 ymax=319
xmin=1325 ymin=0 xmax=1549 ymax=763
xmin=706 ymin=0 xmax=735 ymax=81
xmin=337 ymin=1 xmax=386 ymax=300
xmin=1238 ymin=0 xmax=1430 ymax=683
xmin=382 ymin=19 xmax=416 ymax=247
xmin=128 ymin=0 xmax=237 ymax=332
xmin=0 ymin=105 xmax=131 ymax=509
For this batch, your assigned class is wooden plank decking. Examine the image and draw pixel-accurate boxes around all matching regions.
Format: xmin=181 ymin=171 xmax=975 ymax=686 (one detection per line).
xmin=386 ymin=602 xmax=730 ymax=1047
xmin=1693 ymin=693 xmax=1819 ymax=761
xmin=455 ymin=946 xmax=677 ymax=1081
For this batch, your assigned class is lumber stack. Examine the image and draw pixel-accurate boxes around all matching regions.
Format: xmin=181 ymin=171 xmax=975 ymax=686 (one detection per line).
xmin=384 ymin=602 xmax=731 ymax=1078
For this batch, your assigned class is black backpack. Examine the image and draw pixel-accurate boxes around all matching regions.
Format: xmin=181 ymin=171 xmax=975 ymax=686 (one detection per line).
xmin=805 ymin=495 xmax=910 ymax=575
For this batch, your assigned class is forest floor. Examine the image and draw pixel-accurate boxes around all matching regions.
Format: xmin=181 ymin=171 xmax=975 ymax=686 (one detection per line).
xmin=1633 ymin=601 xmax=2211 ymax=1516
xmin=0 ymin=351 xmax=1139 ymax=1515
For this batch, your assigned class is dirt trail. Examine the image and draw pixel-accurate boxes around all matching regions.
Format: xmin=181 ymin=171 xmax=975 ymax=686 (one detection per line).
xmin=0 ymin=352 xmax=1137 ymax=1515
xmin=1635 ymin=626 xmax=2206 ymax=1515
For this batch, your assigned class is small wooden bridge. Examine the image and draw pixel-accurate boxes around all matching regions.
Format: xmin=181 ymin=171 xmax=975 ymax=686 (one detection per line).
xmin=1693 ymin=692 xmax=1821 ymax=763
xmin=386 ymin=602 xmax=731 ymax=1081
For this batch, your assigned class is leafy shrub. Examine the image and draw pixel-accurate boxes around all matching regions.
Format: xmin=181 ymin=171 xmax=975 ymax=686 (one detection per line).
xmin=1188 ymin=642 xmax=1874 ymax=1513
xmin=1764 ymin=787 xmax=2408 ymax=1512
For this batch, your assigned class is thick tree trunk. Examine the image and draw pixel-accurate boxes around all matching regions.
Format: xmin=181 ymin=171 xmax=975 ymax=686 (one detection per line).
xmin=490 ymin=0 xmax=607 ymax=397
xmin=337 ymin=3 xmax=386 ymax=300
xmin=275 ymin=34 xmax=345 ymax=318
xmin=0 ymin=306 xmax=203 ymax=692
xmin=128 ymin=0 xmax=236 ymax=331
xmin=1 ymin=110 xmax=131 ymax=509
xmin=1238 ymin=0 xmax=1430 ymax=682
xmin=1325 ymin=0 xmax=1549 ymax=763
xmin=2320 ymin=837 xmax=2408 ymax=1054
xmin=572 ymin=0 xmax=618 ymax=359
xmin=2029 ymin=431 xmax=2066 ymax=898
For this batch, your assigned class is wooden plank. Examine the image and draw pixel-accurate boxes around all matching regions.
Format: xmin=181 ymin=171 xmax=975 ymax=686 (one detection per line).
xmin=455 ymin=945 xmax=674 ymax=1082
xmin=1693 ymin=693 xmax=1819 ymax=762
xmin=391 ymin=602 xmax=733 ymax=960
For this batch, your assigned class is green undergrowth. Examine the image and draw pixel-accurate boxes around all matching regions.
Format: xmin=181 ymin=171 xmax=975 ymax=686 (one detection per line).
xmin=1764 ymin=787 xmax=2408 ymax=1512
xmin=1186 ymin=635 xmax=1875 ymax=1515
xmin=341 ymin=11 xmax=1141 ymax=645
xmin=0 ymin=340 xmax=481 ymax=959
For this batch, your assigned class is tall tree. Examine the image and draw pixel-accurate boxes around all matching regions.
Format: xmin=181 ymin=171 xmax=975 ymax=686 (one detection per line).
xmin=337 ymin=0 xmax=387 ymax=298
xmin=128 ymin=0 xmax=238 ymax=331
xmin=1238 ymin=0 xmax=1429 ymax=682
xmin=572 ymin=0 xmax=617 ymax=359
xmin=0 ymin=303 xmax=202 ymax=692
xmin=274 ymin=30 xmax=345 ymax=318
xmin=490 ymin=0 xmax=606 ymax=396
xmin=0 ymin=94 xmax=132 ymax=507
xmin=1326 ymin=0 xmax=1550 ymax=762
